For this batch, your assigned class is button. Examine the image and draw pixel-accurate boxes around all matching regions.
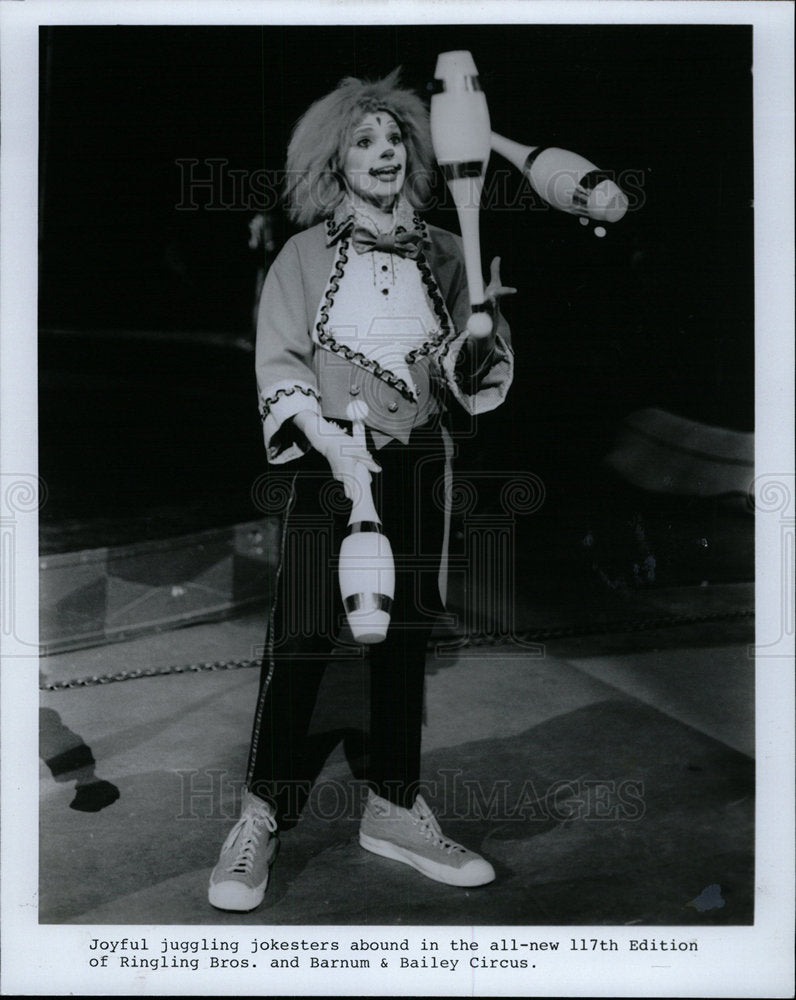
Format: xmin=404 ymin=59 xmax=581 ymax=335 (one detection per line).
xmin=349 ymin=385 xmax=360 ymax=396
xmin=388 ymin=402 xmax=399 ymax=412
xmin=381 ymin=288 xmax=389 ymax=295
xmin=381 ymin=265 xmax=389 ymax=272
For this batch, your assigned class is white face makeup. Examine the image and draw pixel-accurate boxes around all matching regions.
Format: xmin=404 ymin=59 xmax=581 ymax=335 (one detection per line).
xmin=342 ymin=111 xmax=407 ymax=212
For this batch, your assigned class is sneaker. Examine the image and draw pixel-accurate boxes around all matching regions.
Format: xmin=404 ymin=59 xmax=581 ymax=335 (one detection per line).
xmin=208 ymin=790 xmax=278 ymax=911
xmin=359 ymin=791 xmax=495 ymax=887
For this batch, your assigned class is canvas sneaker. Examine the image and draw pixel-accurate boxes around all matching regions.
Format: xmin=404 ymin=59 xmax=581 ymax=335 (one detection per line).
xmin=208 ymin=790 xmax=278 ymax=911
xmin=359 ymin=790 xmax=495 ymax=887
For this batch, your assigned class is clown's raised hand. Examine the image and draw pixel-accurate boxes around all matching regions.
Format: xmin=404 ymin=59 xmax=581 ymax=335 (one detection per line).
xmin=466 ymin=256 xmax=516 ymax=346
xmin=484 ymin=256 xmax=517 ymax=308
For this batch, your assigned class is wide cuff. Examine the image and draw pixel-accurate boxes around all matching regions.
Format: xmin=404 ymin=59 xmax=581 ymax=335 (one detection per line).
xmin=259 ymin=379 xmax=322 ymax=463
xmin=442 ymin=330 xmax=514 ymax=415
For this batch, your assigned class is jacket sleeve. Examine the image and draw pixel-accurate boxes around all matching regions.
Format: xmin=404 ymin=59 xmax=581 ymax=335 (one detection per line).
xmin=255 ymin=236 xmax=322 ymax=464
xmin=437 ymin=236 xmax=514 ymax=415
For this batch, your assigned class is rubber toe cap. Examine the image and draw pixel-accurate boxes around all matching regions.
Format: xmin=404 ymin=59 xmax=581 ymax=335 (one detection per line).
xmin=208 ymin=878 xmax=266 ymax=911
xmin=460 ymin=857 xmax=496 ymax=887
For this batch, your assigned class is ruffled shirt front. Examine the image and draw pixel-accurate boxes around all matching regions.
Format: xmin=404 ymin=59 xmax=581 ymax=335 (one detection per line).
xmin=321 ymin=199 xmax=441 ymax=402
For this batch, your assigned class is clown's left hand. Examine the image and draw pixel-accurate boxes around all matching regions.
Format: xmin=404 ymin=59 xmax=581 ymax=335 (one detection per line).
xmin=466 ymin=257 xmax=516 ymax=350
xmin=484 ymin=256 xmax=517 ymax=309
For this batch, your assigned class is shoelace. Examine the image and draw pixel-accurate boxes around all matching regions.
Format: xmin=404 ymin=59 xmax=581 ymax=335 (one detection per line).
xmin=411 ymin=805 xmax=465 ymax=855
xmin=222 ymin=805 xmax=277 ymax=875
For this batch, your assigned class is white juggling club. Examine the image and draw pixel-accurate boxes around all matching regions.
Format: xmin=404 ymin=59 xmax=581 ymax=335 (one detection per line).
xmin=337 ymin=401 xmax=395 ymax=644
xmin=430 ymin=50 xmax=493 ymax=338
xmin=491 ymin=131 xmax=629 ymax=224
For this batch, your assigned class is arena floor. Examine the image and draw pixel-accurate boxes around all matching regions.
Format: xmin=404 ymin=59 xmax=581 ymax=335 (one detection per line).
xmin=39 ymin=582 xmax=754 ymax=927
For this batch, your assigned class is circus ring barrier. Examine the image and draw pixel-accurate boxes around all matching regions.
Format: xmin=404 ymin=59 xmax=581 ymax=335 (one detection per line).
xmin=39 ymin=518 xmax=279 ymax=655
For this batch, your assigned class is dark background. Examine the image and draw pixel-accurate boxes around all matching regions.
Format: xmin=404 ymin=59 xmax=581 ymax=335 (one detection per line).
xmin=38 ymin=25 xmax=754 ymax=584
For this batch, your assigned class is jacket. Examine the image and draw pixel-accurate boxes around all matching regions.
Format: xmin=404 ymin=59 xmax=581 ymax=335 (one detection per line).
xmin=255 ymin=209 xmax=514 ymax=463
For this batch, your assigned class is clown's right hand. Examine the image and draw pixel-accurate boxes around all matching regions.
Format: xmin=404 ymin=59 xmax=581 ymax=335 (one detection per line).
xmin=292 ymin=410 xmax=381 ymax=502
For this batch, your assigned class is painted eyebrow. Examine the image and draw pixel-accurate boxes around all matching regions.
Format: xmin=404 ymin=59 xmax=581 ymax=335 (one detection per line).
xmin=352 ymin=118 xmax=401 ymax=135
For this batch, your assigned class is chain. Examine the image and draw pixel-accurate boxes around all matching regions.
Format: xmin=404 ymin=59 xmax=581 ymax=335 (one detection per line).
xmin=40 ymin=658 xmax=261 ymax=691
xmin=40 ymin=608 xmax=753 ymax=692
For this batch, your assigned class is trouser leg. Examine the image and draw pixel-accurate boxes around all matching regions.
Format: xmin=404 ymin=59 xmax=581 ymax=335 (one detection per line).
xmin=364 ymin=428 xmax=444 ymax=809
xmin=245 ymin=459 xmax=340 ymax=823
xmin=246 ymin=653 xmax=327 ymax=823
xmin=244 ymin=425 xmax=446 ymax=819
xmin=367 ymin=624 xmax=431 ymax=808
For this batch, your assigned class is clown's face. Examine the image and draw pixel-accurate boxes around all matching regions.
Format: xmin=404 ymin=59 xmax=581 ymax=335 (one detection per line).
xmin=342 ymin=112 xmax=406 ymax=211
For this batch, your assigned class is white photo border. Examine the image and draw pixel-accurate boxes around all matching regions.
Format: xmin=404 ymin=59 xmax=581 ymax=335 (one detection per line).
xmin=1 ymin=1 xmax=793 ymax=997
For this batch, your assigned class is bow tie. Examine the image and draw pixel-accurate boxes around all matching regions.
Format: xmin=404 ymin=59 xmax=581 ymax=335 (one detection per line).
xmin=351 ymin=226 xmax=424 ymax=259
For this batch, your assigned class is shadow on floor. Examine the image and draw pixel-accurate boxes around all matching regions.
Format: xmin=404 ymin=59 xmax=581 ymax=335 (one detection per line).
xmin=40 ymin=708 xmax=120 ymax=812
xmin=40 ymin=697 xmax=753 ymax=926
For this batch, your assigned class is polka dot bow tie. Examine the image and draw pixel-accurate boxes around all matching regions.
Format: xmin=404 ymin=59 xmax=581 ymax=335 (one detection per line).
xmin=351 ymin=226 xmax=425 ymax=259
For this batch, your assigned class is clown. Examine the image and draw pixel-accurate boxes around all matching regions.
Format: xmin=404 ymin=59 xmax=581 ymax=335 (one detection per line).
xmin=209 ymin=69 xmax=516 ymax=911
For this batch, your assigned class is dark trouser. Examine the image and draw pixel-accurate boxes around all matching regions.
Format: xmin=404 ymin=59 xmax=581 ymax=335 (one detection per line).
xmin=246 ymin=422 xmax=447 ymax=822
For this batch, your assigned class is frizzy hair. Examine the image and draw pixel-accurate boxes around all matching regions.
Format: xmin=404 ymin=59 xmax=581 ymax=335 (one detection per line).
xmin=283 ymin=68 xmax=435 ymax=227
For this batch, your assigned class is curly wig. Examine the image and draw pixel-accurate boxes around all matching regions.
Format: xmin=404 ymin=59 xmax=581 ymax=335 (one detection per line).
xmin=284 ymin=68 xmax=435 ymax=227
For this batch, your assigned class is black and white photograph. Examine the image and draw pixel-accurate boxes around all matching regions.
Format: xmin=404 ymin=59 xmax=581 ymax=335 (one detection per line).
xmin=0 ymin=1 xmax=793 ymax=996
